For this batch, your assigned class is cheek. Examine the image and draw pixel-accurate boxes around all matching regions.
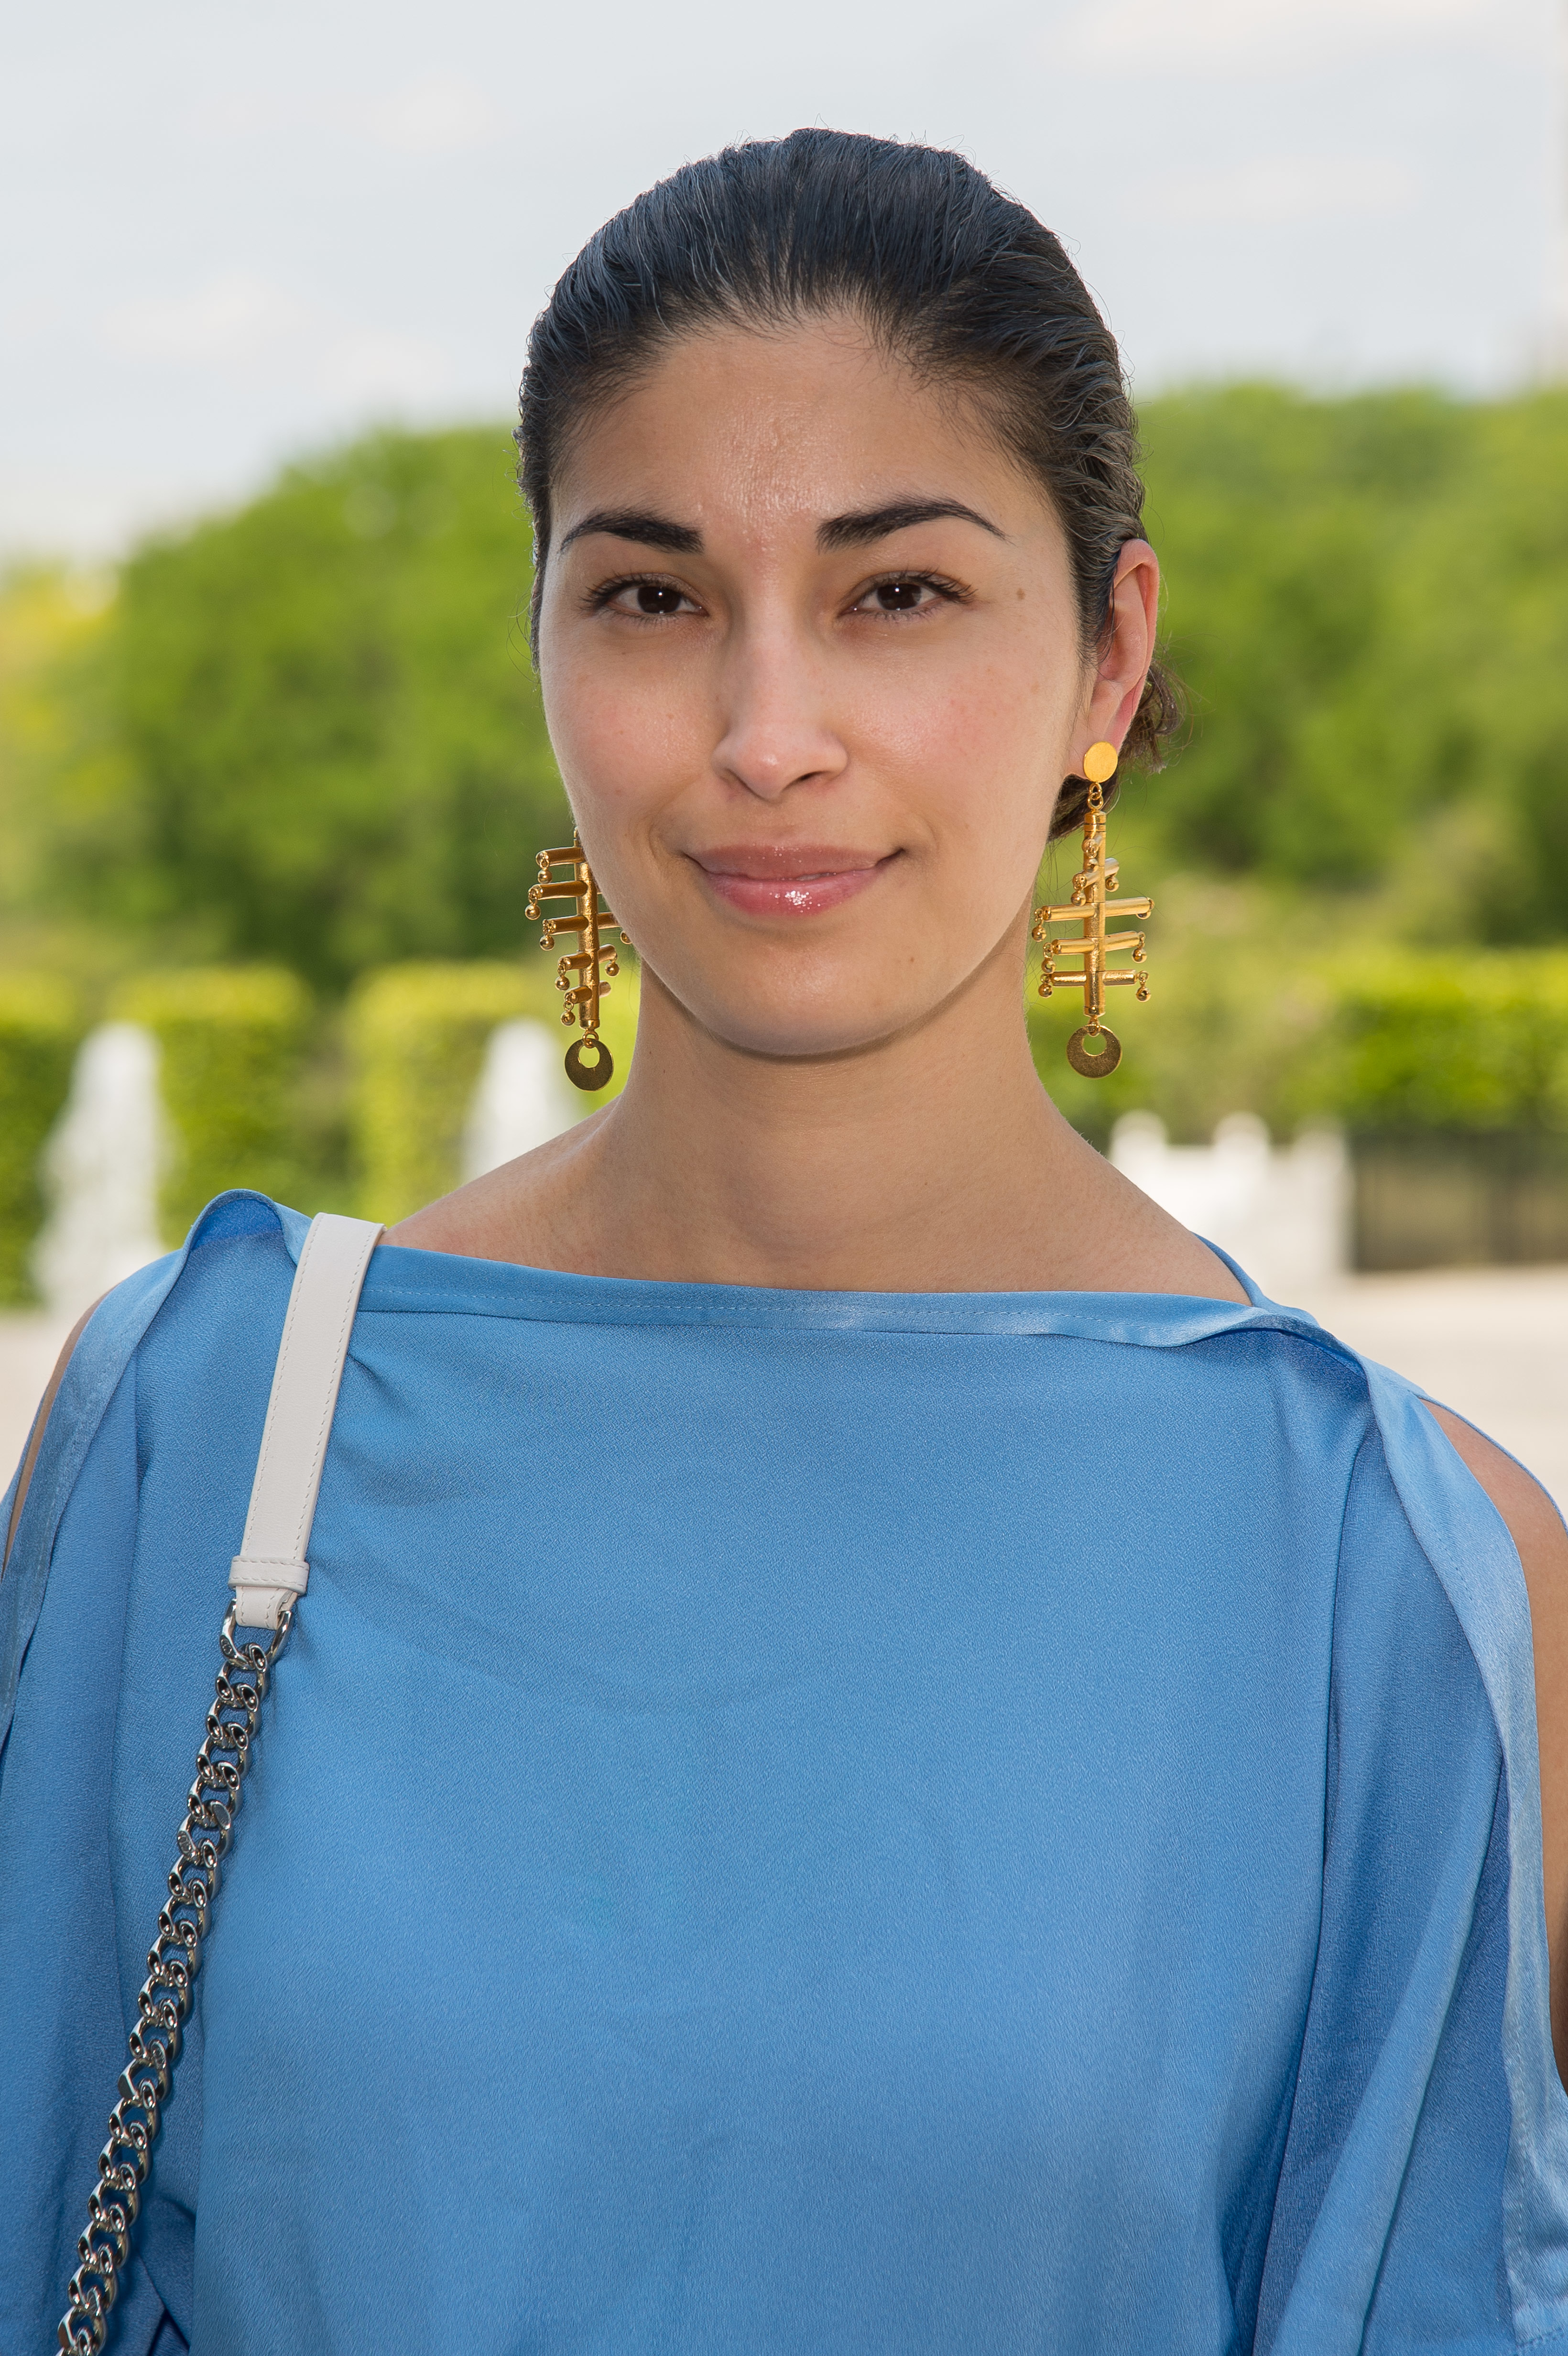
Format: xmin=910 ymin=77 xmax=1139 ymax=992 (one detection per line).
xmin=851 ymin=644 xmax=1064 ymax=849
xmin=541 ymin=642 xmax=707 ymax=828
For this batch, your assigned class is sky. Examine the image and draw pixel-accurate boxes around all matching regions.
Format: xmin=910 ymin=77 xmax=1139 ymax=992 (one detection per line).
xmin=2 ymin=0 xmax=1560 ymax=560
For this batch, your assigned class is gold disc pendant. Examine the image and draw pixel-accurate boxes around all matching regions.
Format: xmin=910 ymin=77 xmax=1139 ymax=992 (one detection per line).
xmin=1067 ymin=1025 xmax=1122 ymax=1078
xmin=527 ymin=833 xmax=629 ymax=1095
xmin=565 ymin=1036 xmax=614 ymax=1091
xmin=1031 ymin=741 xmax=1151 ymax=1079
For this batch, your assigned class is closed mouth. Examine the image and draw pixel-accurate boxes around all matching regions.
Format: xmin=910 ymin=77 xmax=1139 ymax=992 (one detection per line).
xmin=689 ymin=846 xmax=901 ymax=916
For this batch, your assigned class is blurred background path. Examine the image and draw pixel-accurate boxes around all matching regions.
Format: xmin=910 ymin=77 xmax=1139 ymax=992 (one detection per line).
xmin=1292 ymin=1266 xmax=1568 ymax=1504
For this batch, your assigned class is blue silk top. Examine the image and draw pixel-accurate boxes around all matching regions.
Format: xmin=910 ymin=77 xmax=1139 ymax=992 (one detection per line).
xmin=4 ymin=1190 xmax=1568 ymax=2352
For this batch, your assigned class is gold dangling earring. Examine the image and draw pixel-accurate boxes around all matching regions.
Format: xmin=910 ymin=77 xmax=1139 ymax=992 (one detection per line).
xmin=1031 ymin=740 xmax=1152 ymax=1078
xmin=526 ymin=832 xmax=630 ymax=1091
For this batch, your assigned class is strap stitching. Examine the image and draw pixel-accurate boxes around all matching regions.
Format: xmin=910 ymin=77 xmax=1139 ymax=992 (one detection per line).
xmin=241 ymin=1218 xmax=323 ymax=1557
xmin=241 ymin=1218 xmax=378 ymax=1568
xmin=288 ymin=1259 xmax=368 ymax=1560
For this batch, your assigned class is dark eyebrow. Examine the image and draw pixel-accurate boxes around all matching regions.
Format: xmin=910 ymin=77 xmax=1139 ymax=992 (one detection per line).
xmin=556 ymin=508 xmax=703 ymax=556
xmin=817 ymin=498 xmax=1005 ymax=551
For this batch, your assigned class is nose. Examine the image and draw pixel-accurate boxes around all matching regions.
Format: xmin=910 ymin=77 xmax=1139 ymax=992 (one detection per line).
xmin=709 ymin=624 xmax=849 ymax=804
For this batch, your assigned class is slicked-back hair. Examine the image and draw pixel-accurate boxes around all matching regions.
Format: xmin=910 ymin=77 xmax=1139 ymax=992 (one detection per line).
xmin=517 ymin=129 xmax=1181 ymax=829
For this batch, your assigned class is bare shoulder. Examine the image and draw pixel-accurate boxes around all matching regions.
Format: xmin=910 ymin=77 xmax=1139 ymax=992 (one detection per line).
xmin=1423 ymin=1404 xmax=1568 ymax=1685
xmin=1424 ymin=1403 xmax=1568 ymax=2069
xmin=1423 ymin=1404 xmax=1568 ymax=1586
xmin=2 ymin=1294 xmax=103 ymax=1572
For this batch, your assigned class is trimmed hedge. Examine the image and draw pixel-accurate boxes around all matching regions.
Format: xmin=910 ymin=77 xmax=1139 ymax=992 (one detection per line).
xmin=112 ymin=966 xmax=314 ymax=1240
xmin=1303 ymin=954 xmax=1568 ymax=1133
xmin=349 ymin=958 xmax=640 ymax=1225
xmin=1028 ymin=911 xmax=1568 ymax=1146
xmin=6 ymin=939 xmax=1558 ymax=1291
xmin=0 ymin=975 xmax=82 ymax=1302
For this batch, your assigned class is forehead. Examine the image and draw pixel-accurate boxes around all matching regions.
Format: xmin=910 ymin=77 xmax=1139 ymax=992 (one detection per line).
xmin=550 ymin=314 xmax=1051 ymax=543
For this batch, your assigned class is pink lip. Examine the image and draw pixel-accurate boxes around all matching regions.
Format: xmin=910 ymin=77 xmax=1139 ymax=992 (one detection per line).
xmin=693 ymin=845 xmax=897 ymax=918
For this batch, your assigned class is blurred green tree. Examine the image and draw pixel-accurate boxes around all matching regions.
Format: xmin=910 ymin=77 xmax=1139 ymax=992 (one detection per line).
xmin=1130 ymin=383 xmax=1568 ymax=936
xmin=19 ymin=388 xmax=1568 ymax=1003
xmin=37 ymin=427 xmax=567 ymax=992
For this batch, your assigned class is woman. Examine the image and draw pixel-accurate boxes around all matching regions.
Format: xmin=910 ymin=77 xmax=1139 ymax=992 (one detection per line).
xmin=6 ymin=129 xmax=1568 ymax=2353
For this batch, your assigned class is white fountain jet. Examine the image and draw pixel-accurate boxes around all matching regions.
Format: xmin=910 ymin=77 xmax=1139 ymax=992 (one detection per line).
xmin=33 ymin=1021 xmax=167 ymax=1319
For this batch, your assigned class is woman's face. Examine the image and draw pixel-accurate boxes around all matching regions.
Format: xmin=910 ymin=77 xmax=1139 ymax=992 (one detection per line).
xmin=537 ymin=314 xmax=1155 ymax=1061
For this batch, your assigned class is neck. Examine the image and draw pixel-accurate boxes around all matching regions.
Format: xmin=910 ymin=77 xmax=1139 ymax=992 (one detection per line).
xmin=512 ymin=921 xmax=1172 ymax=1293
xmin=600 ymin=971 xmax=1060 ymax=1291
xmin=393 ymin=924 xmax=1247 ymax=1303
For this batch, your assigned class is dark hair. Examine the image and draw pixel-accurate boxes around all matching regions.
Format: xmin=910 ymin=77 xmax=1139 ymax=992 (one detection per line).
xmin=517 ymin=129 xmax=1181 ymax=832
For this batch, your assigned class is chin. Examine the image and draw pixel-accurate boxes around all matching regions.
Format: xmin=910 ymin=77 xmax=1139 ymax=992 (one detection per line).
xmin=715 ymin=1022 xmax=894 ymax=1064
xmin=681 ymin=981 xmax=928 ymax=1064
xmin=642 ymin=938 xmax=973 ymax=1063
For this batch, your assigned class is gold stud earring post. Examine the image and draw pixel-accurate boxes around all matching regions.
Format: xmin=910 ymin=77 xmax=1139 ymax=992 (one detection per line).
xmin=1031 ymin=740 xmax=1152 ymax=1078
xmin=525 ymin=833 xmax=630 ymax=1091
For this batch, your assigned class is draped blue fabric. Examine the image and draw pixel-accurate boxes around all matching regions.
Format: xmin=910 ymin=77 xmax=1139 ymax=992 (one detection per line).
xmin=4 ymin=1190 xmax=1568 ymax=2351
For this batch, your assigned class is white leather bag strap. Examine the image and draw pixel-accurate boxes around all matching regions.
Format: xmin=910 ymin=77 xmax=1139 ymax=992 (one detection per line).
xmin=229 ymin=1212 xmax=383 ymax=1630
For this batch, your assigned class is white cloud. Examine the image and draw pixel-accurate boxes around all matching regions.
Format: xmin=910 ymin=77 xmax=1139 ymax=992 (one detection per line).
xmin=103 ymin=273 xmax=310 ymax=366
xmin=357 ymin=74 xmax=504 ymax=156
xmin=0 ymin=461 xmax=214 ymax=563
xmin=1066 ymin=0 xmax=1507 ymax=72
xmin=1 ymin=292 xmax=72 ymax=348
xmin=184 ymin=90 xmax=281 ymax=142
xmin=1160 ymin=154 xmax=1420 ymax=226
xmin=98 ymin=275 xmax=454 ymax=405
xmin=184 ymin=73 xmax=506 ymax=156
xmin=318 ymin=327 xmax=454 ymax=403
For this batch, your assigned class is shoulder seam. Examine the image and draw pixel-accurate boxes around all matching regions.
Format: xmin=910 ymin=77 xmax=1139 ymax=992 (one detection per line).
xmin=0 ymin=1294 xmax=105 ymax=1583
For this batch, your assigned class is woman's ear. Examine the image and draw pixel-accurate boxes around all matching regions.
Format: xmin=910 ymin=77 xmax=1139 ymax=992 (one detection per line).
xmin=1078 ymin=540 xmax=1159 ymax=762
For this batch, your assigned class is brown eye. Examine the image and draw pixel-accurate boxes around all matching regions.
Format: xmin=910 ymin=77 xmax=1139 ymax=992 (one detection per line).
xmin=635 ymin=584 xmax=685 ymax=615
xmin=874 ymin=580 xmax=925 ymax=611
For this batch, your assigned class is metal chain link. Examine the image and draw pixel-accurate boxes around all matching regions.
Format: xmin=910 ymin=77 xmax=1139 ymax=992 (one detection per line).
xmin=55 ymin=1602 xmax=292 ymax=2352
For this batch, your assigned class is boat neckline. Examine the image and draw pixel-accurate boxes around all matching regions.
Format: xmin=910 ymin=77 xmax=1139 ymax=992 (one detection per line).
xmin=240 ymin=1199 xmax=1345 ymax=1349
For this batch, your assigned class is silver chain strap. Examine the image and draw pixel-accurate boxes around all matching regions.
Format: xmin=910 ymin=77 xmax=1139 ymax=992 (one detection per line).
xmin=55 ymin=1603 xmax=292 ymax=2352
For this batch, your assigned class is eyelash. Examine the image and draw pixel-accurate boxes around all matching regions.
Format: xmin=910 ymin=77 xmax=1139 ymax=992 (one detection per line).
xmin=581 ymin=572 xmax=692 ymax=618
xmin=580 ymin=568 xmax=973 ymax=620
xmin=850 ymin=569 xmax=969 ymax=616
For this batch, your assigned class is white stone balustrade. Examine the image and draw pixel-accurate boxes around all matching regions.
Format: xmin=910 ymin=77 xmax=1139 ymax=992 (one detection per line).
xmin=1109 ymin=1111 xmax=1350 ymax=1302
